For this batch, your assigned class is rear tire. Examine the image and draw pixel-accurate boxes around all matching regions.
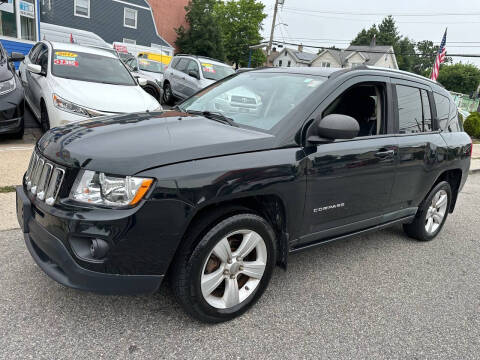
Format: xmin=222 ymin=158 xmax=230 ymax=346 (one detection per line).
xmin=171 ymin=213 xmax=276 ymax=323
xmin=143 ymin=85 xmax=159 ymax=101
xmin=403 ymin=181 xmax=452 ymax=241
xmin=162 ymin=82 xmax=174 ymax=106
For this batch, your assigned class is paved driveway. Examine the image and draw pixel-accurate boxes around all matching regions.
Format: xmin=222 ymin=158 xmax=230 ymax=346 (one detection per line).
xmin=0 ymin=175 xmax=479 ymax=359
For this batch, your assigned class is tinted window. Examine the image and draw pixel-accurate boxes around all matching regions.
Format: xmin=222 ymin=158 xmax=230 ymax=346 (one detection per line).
xmin=170 ymin=58 xmax=180 ymax=68
xmin=447 ymin=101 xmax=461 ymax=132
xmin=186 ymin=59 xmax=199 ymax=73
xmin=421 ymin=90 xmax=433 ymax=131
xmin=51 ymin=50 xmax=135 ymax=86
xmin=29 ymin=43 xmax=43 ymax=62
xmin=36 ymin=47 xmax=48 ymax=72
xmin=138 ymin=59 xmax=163 ymax=73
xmin=434 ymin=93 xmax=450 ymax=130
xmin=397 ymin=85 xmax=423 ymax=134
xmin=175 ymin=58 xmax=188 ymax=72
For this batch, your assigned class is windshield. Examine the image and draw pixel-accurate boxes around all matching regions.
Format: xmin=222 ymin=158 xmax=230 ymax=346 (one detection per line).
xmin=200 ymin=62 xmax=235 ymax=81
xmin=138 ymin=59 xmax=164 ymax=73
xmin=51 ymin=50 xmax=136 ymax=86
xmin=180 ymin=72 xmax=326 ymax=130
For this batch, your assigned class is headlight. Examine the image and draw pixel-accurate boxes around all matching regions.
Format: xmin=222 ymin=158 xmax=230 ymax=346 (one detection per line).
xmin=70 ymin=170 xmax=153 ymax=207
xmin=53 ymin=94 xmax=104 ymax=118
xmin=0 ymin=77 xmax=16 ymax=95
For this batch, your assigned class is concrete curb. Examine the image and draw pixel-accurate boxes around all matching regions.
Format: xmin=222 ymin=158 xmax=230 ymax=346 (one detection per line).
xmin=469 ymin=168 xmax=480 ymax=175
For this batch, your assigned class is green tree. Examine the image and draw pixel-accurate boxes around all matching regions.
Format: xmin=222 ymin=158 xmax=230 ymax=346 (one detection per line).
xmin=437 ymin=63 xmax=480 ymax=94
xmin=377 ymin=16 xmax=400 ymax=45
xmin=351 ymin=25 xmax=378 ymax=46
xmin=216 ymin=0 xmax=267 ymax=68
xmin=175 ymin=0 xmax=225 ymax=60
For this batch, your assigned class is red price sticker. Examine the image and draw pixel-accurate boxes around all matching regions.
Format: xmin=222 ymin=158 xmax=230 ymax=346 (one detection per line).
xmin=54 ymin=59 xmax=79 ymax=67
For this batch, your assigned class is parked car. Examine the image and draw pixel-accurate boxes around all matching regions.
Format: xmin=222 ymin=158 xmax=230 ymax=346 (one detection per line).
xmin=162 ymin=54 xmax=235 ymax=105
xmin=19 ymin=41 xmax=161 ymax=131
xmin=0 ymin=43 xmax=25 ymax=138
xmin=122 ymin=55 xmax=163 ymax=101
xmin=16 ymin=66 xmax=471 ymax=323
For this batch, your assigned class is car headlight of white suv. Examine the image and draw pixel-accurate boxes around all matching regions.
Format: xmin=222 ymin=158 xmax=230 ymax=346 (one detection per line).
xmin=0 ymin=77 xmax=16 ymax=95
xmin=70 ymin=170 xmax=153 ymax=207
xmin=53 ymin=94 xmax=104 ymax=118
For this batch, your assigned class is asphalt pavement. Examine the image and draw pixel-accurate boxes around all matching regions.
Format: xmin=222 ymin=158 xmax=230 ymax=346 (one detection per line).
xmin=0 ymin=175 xmax=479 ymax=359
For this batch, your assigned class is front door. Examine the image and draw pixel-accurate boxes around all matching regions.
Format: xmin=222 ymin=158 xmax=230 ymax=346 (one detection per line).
xmin=298 ymin=76 xmax=398 ymax=246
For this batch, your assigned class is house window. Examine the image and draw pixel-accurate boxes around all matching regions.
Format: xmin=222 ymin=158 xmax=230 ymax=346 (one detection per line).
xmin=351 ymin=62 xmax=362 ymax=68
xmin=287 ymin=61 xmax=291 ymax=67
xmin=321 ymin=62 xmax=331 ymax=68
xmin=74 ymin=0 xmax=90 ymax=18
xmin=124 ymin=8 xmax=137 ymax=29
xmin=279 ymin=60 xmax=282 ymax=67
xmin=123 ymin=38 xmax=136 ymax=45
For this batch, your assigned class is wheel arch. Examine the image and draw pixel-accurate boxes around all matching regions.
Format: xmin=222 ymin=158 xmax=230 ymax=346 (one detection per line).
xmin=431 ymin=168 xmax=463 ymax=212
xmin=169 ymin=194 xmax=289 ymax=276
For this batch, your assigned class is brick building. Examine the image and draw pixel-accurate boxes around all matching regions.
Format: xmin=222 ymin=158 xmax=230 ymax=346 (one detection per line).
xmin=147 ymin=0 xmax=189 ymax=51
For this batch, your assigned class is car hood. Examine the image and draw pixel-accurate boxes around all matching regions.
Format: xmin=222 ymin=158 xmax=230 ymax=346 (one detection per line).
xmin=37 ymin=111 xmax=276 ymax=174
xmin=52 ymin=77 xmax=159 ymax=113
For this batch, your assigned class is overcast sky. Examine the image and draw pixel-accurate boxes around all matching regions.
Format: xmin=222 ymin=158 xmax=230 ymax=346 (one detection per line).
xmin=259 ymin=0 xmax=480 ymax=67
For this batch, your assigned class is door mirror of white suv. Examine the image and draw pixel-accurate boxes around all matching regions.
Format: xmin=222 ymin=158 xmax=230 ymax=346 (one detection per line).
xmin=188 ymin=70 xmax=200 ymax=80
xmin=137 ymin=77 xmax=148 ymax=86
xmin=27 ymin=64 xmax=45 ymax=76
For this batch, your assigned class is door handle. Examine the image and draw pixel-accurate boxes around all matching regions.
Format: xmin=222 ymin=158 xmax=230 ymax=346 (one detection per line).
xmin=375 ymin=149 xmax=395 ymax=158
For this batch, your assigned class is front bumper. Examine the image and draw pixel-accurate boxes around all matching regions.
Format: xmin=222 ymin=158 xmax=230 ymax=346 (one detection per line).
xmin=0 ymin=84 xmax=24 ymax=134
xmin=16 ymin=185 xmax=165 ymax=295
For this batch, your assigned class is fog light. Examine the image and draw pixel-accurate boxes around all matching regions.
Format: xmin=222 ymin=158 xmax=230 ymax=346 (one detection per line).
xmin=90 ymin=239 xmax=109 ymax=259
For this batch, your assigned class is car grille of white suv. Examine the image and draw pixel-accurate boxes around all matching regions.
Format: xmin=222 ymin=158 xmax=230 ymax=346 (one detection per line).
xmin=24 ymin=151 xmax=65 ymax=206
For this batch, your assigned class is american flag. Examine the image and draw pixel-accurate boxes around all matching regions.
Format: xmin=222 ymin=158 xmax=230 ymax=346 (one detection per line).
xmin=430 ymin=29 xmax=447 ymax=81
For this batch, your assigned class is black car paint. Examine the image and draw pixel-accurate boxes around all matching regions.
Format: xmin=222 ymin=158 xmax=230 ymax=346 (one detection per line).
xmin=0 ymin=45 xmax=25 ymax=135
xmin=16 ymin=67 xmax=472 ymax=294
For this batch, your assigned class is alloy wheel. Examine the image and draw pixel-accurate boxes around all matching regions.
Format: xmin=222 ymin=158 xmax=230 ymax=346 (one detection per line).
xmin=425 ymin=189 xmax=448 ymax=234
xmin=201 ymin=230 xmax=267 ymax=309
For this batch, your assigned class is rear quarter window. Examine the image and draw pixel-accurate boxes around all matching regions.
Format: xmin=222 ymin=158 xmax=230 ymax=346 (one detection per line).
xmin=434 ymin=93 xmax=450 ymax=130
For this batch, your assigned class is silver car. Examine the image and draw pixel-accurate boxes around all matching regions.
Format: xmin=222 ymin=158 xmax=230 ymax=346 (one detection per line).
xmin=162 ymin=55 xmax=235 ymax=105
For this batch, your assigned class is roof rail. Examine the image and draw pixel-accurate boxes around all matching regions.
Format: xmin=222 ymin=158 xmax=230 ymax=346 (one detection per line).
xmin=329 ymin=65 xmax=444 ymax=88
xmin=174 ymin=53 xmax=226 ymax=64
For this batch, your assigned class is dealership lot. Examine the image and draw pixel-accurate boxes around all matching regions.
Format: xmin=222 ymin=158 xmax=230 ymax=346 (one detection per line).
xmin=0 ymin=175 xmax=479 ymax=359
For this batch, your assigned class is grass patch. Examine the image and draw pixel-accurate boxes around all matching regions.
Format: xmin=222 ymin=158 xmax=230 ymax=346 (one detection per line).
xmin=0 ymin=186 xmax=16 ymax=193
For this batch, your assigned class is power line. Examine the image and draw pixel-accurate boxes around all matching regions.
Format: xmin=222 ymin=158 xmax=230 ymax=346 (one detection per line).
xmin=259 ymin=40 xmax=480 ymax=58
xmin=281 ymin=7 xmax=480 ymax=17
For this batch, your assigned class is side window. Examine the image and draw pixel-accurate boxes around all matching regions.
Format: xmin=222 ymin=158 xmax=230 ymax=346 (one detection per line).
xmin=396 ymin=85 xmax=423 ymax=134
xmin=35 ymin=45 xmax=49 ymax=73
xmin=421 ymin=90 xmax=433 ymax=131
xmin=186 ymin=60 xmax=199 ymax=74
xmin=433 ymin=93 xmax=450 ymax=130
xmin=447 ymin=101 xmax=461 ymax=132
xmin=170 ymin=58 xmax=180 ymax=69
xmin=323 ymin=83 xmax=385 ymax=137
xmin=29 ymin=43 xmax=42 ymax=63
xmin=176 ymin=59 xmax=188 ymax=72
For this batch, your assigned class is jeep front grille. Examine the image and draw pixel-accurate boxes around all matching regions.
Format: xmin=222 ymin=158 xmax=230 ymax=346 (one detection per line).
xmin=25 ymin=152 xmax=65 ymax=206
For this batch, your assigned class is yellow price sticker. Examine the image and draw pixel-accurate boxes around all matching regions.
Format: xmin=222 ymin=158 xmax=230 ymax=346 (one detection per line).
xmin=55 ymin=51 xmax=77 ymax=58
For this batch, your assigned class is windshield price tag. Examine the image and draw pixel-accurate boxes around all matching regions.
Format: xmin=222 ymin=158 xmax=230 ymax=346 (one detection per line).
xmin=54 ymin=51 xmax=79 ymax=67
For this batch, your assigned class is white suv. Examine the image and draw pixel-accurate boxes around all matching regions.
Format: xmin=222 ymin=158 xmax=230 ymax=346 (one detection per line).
xmin=162 ymin=55 xmax=235 ymax=105
xmin=19 ymin=41 xmax=161 ymax=131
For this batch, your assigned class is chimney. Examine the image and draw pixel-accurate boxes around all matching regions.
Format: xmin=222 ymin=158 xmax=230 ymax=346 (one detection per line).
xmin=370 ymin=34 xmax=376 ymax=47
xmin=298 ymin=44 xmax=303 ymax=52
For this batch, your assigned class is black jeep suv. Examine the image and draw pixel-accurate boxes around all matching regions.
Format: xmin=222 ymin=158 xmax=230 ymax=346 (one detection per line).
xmin=16 ymin=66 xmax=472 ymax=322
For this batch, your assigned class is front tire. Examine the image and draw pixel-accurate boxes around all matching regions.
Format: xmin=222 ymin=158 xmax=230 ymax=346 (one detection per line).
xmin=40 ymin=103 xmax=50 ymax=133
xmin=171 ymin=213 xmax=276 ymax=323
xmin=403 ymin=181 xmax=452 ymax=241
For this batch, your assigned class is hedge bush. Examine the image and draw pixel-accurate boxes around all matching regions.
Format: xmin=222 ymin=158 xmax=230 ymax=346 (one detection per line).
xmin=463 ymin=112 xmax=480 ymax=138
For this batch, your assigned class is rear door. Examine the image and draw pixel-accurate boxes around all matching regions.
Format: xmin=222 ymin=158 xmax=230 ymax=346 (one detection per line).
xmin=171 ymin=58 xmax=188 ymax=98
xmin=389 ymin=78 xmax=447 ymax=211
xmin=298 ymin=75 xmax=399 ymax=245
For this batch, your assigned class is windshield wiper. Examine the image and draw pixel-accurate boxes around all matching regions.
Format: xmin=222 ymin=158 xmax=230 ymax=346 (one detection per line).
xmin=185 ymin=110 xmax=237 ymax=127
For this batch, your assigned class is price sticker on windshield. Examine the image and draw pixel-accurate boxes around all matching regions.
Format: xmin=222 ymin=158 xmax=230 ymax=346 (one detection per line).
xmin=201 ymin=63 xmax=216 ymax=73
xmin=54 ymin=51 xmax=79 ymax=67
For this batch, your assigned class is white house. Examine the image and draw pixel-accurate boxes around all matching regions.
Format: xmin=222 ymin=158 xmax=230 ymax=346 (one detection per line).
xmin=272 ymin=45 xmax=317 ymax=68
xmin=312 ymin=44 xmax=398 ymax=69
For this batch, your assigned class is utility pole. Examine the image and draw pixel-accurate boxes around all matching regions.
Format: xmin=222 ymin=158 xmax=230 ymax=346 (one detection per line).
xmin=266 ymin=0 xmax=281 ymax=66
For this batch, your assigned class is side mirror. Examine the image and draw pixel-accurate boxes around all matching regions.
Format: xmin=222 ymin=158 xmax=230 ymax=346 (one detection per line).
xmin=132 ymin=66 xmax=139 ymax=72
xmin=27 ymin=63 xmax=45 ymax=76
xmin=307 ymin=114 xmax=359 ymax=144
xmin=8 ymin=52 xmax=25 ymax=62
xmin=188 ymin=70 xmax=200 ymax=79
xmin=137 ymin=77 xmax=148 ymax=86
